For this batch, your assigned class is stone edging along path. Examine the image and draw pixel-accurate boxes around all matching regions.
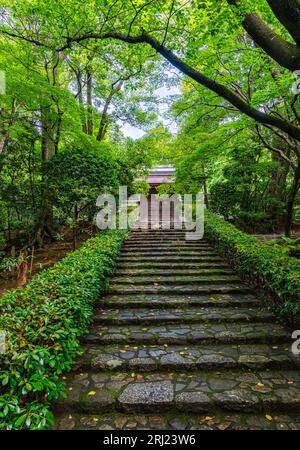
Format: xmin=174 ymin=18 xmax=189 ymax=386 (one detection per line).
xmin=53 ymin=230 xmax=300 ymax=430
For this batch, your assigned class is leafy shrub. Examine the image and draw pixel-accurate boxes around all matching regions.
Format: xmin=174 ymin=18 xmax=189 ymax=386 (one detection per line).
xmin=205 ymin=210 xmax=300 ymax=321
xmin=45 ymin=145 xmax=131 ymax=225
xmin=210 ymin=181 xmax=237 ymax=219
xmin=0 ymin=201 xmax=7 ymax=252
xmin=156 ymin=182 xmax=176 ymax=196
xmin=0 ymin=230 xmax=127 ymax=429
xmin=265 ymin=237 xmax=300 ymax=259
xmin=0 ymin=257 xmax=18 ymax=272
xmin=131 ymin=180 xmax=150 ymax=197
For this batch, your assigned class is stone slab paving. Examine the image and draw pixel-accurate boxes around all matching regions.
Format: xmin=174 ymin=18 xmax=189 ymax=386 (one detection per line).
xmin=82 ymin=322 xmax=289 ymax=345
xmin=117 ymin=262 xmax=230 ymax=269
xmin=121 ymin=250 xmax=219 ymax=256
xmin=53 ymin=230 xmax=300 ymax=430
xmin=109 ymin=283 xmax=252 ymax=295
xmin=93 ymin=307 xmax=274 ymax=324
xmin=116 ymin=268 xmax=235 ymax=276
xmin=118 ymin=256 xmax=224 ymax=262
xmin=55 ymin=370 xmax=300 ymax=414
xmin=112 ymin=275 xmax=242 ymax=284
xmin=55 ymin=412 xmax=300 ymax=430
xmin=99 ymin=293 xmax=260 ymax=308
xmin=75 ymin=344 xmax=299 ymax=372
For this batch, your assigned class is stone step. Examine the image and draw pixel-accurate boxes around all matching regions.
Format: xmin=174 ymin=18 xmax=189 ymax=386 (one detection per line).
xmin=54 ymin=411 xmax=300 ymax=430
xmin=109 ymin=284 xmax=252 ymax=295
xmin=130 ymin=231 xmax=190 ymax=235
xmin=118 ymin=256 xmax=225 ymax=263
xmin=122 ymin=246 xmax=213 ymax=252
xmin=126 ymin=235 xmax=209 ymax=239
xmin=117 ymin=261 xmax=230 ymax=269
xmin=82 ymin=321 xmax=289 ymax=345
xmin=129 ymin=236 xmax=205 ymax=241
xmin=122 ymin=243 xmax=212 ymax=248
xmin=111 ymin=275 xmax=241 ymax=285
xmin=93 ymin=307 xmax=273 ymax=325
xmin=124 ymin=238 xmax=210 ymax=242
xmin=55 ymin=370 xmax=300 ymax=414
xmin=115 ymin=268 xmax=235 ymax=276
xmin=76 ymin=343 xmax=298 ymax=372
xmin=119 ymin=251 xmax=219 ymax=257
xmin=127 ymin=238 xmax=207 ymax=244
xmin=128 ymin=235 xmax=196 ymax=240
xmin=98 ymin=293 xmax=259 ymax=308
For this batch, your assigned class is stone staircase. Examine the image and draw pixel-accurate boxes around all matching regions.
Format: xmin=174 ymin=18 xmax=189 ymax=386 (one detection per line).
xmin=54 ymin=229 xmax=300 ymax=430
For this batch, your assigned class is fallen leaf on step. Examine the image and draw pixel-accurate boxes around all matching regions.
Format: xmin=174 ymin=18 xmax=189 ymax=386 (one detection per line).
xmin=265 ymin=415 xmax=273 ymax=421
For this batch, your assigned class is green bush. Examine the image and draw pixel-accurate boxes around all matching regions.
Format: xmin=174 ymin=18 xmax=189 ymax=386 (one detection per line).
xmin=45 ymin=145 xmax=133 ymax=225
xmin=131 ymin=180 xmax=150 ymax=197
xmin=0 ymin=230 xmax=127 ymax=430
xmin=0 ymin=201 xmax=7 ymax=253
xmin=205 ymin=210 xmax=300 ymax=321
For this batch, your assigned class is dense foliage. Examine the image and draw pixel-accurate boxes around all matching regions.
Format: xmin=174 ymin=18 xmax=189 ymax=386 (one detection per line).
xmin=45 ymin=143 xmax=133 ymax=227
xmin=1 ymin=0 xmax=300 ymax=240
xmin=205 ymin=210 xmax=300 ymax=320
xmin=0 ymin=230 xmax=127 ymax=429
xmin=0 ymin=0 xmax=300 ymax=431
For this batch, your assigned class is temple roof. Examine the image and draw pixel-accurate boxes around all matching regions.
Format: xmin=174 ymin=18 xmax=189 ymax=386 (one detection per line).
xmin=135 ymin=165 xmax=175 ymax=186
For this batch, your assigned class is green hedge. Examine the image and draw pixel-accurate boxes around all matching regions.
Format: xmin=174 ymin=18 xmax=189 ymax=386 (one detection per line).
xmin=205 ymin=211 xmax=300 ymax=320
xmin=0 ymin=230 xmax=127 ymax=430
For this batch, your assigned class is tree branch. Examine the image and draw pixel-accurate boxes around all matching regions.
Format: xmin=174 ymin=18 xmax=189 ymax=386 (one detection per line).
xmin=291 ymin=93 xmax=300 ymax=124
xmin=2 ymin=28 xmax=300 ymax=141
xmin=255 ymin=125 xmax=296 ymax=170
xmin=266 ymin=0 xmax=300 ymax=46
xmin=85 ymin=31 xmax=300 ymax=141
xmin=227 ymin=0 xmax=300 ymax=71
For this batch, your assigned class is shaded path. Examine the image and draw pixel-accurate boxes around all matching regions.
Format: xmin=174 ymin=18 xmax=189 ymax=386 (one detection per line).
xmin=54 ymin=229 xmax=300 ymax=430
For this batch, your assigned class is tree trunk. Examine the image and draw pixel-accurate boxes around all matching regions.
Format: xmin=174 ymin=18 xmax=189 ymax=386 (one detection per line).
xmin=75 ymin=70 xmax=87 ymax=133
xmin=17 ymin=249 xmax=28 ymax=287
xmin=41 ymin=105 xmax=55 ymax=161
xmin=33 ymin=105 xmax=57 ymax=247
xmin=0 ymin=98 xmax=16 ymax=155
xmin=267 ymin=150 xmax=290 ymax=228
xmin=97 ymin=81 xmax=123 ymax=141
xmin=203 ymin=178 xmax=209 ymax=209
xmin=73 ymin=203 xmax=78 ymax=250
xmin=86 ymin=68 xmax=93 ymax=136
xmin=285 ymin=165 xmax=300 ymax=237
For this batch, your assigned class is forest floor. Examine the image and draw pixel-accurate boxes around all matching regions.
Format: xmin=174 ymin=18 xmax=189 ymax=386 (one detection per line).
xmin=253 ymin=232 xmax=300 ymax=241
xmin=0 ymin=225 xmax=97 ymax=297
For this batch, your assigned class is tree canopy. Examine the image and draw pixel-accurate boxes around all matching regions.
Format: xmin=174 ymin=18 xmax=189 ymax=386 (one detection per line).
xmin=0 ymin=0 xmax=299 ymax=243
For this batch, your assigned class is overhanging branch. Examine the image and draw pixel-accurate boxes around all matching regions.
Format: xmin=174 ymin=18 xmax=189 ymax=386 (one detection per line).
xmin=2 ymin=27 xmax=300 ymax=141
xmin=227 ymin=0 xmax=300 ymax=71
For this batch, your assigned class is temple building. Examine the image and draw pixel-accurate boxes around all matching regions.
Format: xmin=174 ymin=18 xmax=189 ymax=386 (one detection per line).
xmin=136 ymin=165 xmax=175 ymax=194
